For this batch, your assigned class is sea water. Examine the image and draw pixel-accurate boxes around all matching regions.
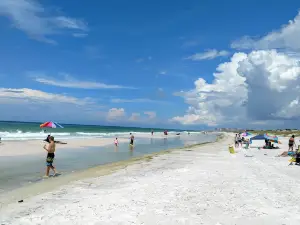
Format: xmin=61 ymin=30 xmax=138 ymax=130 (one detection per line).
xmin=0 ymin=134 xmax=217 ymax=193
xmin=0 ymin=121 xmax=195 ymax=141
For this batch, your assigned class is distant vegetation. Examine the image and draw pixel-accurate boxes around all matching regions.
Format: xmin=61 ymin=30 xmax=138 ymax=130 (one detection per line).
xmin=251 ymin=130 xmax=300 ymax=137
xmin=219 ymin=129 xmax=300 ymax=137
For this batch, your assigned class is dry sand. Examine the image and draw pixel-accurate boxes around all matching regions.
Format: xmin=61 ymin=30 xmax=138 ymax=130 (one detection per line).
xmin=1 ymin=134 xmax=300 ymax=224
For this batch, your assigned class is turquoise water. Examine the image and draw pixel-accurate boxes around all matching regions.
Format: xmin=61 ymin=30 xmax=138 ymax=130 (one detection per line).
xmin=0 ymin=134 xmax=217 ymax=193
xmin=0 ymin=121 xmax=189 ymax=141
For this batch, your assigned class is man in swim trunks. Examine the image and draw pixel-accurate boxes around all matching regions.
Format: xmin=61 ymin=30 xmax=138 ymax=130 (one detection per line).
xmin=43 ymin=136 xmax=57 ymax=177
xmin=288 ymin=135 xmax=296 ymax=152
xmin=130 ymin=134 xmax=134 ymax=145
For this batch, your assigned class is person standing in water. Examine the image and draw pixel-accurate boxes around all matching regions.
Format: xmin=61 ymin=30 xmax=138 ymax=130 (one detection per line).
xmin=151 ymin=129 xmax=154 ymax=136
xmin=130 ymin=133 xmax=134 ymax=146
xmin=114 ymin=137 xmax=119 ymax=146
xmin=43 ymin=136 xmax=57 ymax=177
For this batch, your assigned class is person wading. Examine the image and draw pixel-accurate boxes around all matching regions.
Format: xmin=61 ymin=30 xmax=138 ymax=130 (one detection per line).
xmin=43 ymin=136 xmax=57 ymax=177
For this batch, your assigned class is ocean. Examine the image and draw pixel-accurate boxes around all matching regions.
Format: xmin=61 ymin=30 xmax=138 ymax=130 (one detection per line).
xmin=0 ymin=121 xmax=215 ymax=197
xmin=0 ymin=121 xmax=188 ymax=141
xmin=0 ymin=133 xmax=217 ymax=195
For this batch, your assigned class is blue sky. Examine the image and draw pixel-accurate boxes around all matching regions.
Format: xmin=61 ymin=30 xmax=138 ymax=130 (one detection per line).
xmin=1 ymin=0 xmax=300 ymax=129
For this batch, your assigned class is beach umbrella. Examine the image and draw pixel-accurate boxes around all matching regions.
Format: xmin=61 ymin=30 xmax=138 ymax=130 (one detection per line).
xmin=249 ymin=134 xmax=265 ymax=144
xmin=264 ymin=133 xmax=281 ymax=144
xmin=40 ymin=121 xmax=64 ymax=129
xmin=242 ymin=132 xmax=252 ymax=137
xmin=264 ymin=133 xmax=278 ymax=140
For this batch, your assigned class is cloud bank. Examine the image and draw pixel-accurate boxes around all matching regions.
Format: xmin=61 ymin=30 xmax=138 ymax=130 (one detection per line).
xmin=173 ymin=12 xmax=300 ymax=128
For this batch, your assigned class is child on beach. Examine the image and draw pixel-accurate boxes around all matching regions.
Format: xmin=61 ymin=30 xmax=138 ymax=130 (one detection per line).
xmin=114 ymin=138 xmax=119 ymax=146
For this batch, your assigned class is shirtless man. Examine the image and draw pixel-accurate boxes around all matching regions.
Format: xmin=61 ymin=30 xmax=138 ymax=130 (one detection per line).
xmin=43 ymin=136 xmax=57 ymax=177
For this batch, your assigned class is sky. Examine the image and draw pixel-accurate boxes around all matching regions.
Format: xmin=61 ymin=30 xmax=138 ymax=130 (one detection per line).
xmin=1 ymin=0 xmax=300 ymax=129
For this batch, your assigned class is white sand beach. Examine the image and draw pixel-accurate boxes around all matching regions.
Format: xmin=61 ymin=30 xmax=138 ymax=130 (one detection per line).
xmin=1 ymin=133 xmax=300 ymax=224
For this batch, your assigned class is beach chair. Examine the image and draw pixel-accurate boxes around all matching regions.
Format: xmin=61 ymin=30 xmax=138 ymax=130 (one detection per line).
xmin=289 ymin=148 xmax=300 ymax=165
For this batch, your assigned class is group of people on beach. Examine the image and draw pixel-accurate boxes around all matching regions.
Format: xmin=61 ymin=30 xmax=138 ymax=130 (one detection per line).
xmin=276 ymin=135 xmax=300 ymax=165
xmin=114 ymin=133 xmax=135 ymax=147
xmin=234 ymin=132 xmax=300 ymax=166
xmin=235 ymin=133 xmax=250 ymax=148
xmin=234 ymin=134 xmax=243 ymax=148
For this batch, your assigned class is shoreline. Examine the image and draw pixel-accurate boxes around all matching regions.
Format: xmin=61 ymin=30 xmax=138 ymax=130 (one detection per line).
xmin=0 ymin=133 xmax=222 ymax=208
xmin=0 ymin=133 xmax=201 ymax=157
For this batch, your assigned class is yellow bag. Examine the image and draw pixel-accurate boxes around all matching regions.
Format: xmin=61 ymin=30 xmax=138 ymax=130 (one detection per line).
xmin=229 ymin=146 xmax=235 ymax=154
xmin=289 ymin=157 xmax=296 ymax=162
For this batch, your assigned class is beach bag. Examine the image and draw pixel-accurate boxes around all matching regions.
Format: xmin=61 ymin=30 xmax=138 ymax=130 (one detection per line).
xmin=229 ymin=145 xmax=235 ymax=154
xmin=289 ymin=157 xmax=296 ymax=163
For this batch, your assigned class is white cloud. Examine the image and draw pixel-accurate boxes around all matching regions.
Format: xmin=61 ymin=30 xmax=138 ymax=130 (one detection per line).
xmin=172 ymin=52 xmax=247 ymax=126
xmin=106 ymin=109 xmax=157 ymax=124
xmin=172 ymin=50 xmax=300 ymax=127
xmin=107 ymin=108 xmax=126 ymax=121
xmin=144 ymin=111 xmax=156 ymax=119
xmin=0 ymin=87 xmax=105 ymax=123
xmin=185 ymin=49 xmax=230 ymax=61
xmin=31 ymin=73 xmax=133 ymax=89
xmin=231 ymin=11 xmax=300 ymax=51
xmin=159 ymin=71 xmax=167 ymax=75
xmin=0 ymin=88 xmax=92 ymax=105
xmin=0 ymin=0 xmax=88 ymax=44
xmin=129 ymin=113 xmax=140 ymax=122
xmin=111 ymin=98 xmax=164 ymax=103
xmin=172 ymin=12 xmax=300 ymax=128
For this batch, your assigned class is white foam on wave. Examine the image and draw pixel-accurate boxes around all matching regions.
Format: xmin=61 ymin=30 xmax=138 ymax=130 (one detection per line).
xmin=0 ymin=130 xmax=203 ymax=141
